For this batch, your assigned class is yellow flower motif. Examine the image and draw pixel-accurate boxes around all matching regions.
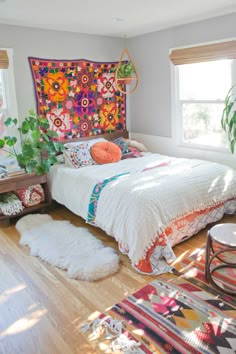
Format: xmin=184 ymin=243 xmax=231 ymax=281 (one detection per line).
xmin=43 ymin=72 xmax=69 ymax=102
xmin=90 ymin=84 xmax=97 ymax=91
xmin=73 ymin=116 xmax=80 ymax=124
xmin=99 ymin=103 xmax=119 ymax=131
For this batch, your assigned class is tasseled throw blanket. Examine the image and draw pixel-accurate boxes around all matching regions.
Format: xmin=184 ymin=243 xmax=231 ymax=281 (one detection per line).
xmin=0 ymin=192 xmax=24 ymax=215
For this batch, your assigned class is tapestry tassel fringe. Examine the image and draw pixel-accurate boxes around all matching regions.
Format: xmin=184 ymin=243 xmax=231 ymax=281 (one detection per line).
xmin=80 ymin=315 xmax=144 ymax=353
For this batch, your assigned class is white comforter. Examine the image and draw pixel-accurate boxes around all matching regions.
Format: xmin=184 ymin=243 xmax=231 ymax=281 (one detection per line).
xmin=49 ymin=154 xmax=236 ymax=265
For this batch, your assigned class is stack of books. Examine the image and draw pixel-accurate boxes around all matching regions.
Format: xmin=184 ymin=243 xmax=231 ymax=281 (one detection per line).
xmin=0 ymin=157 xmax=26 ymax=178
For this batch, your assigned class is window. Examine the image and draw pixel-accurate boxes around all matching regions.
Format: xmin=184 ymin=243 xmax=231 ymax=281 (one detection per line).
xmin=170 ymin=40 xmax=236 ymax=151
xmin=176 ymin=59 xmax=232 ymax=149
xmin=0 ymin=49 xmax=18 ymax=153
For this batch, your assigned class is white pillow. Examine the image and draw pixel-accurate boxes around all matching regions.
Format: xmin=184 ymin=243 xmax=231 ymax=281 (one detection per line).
xmin=64 ymin=137 xmax=107 ymax=149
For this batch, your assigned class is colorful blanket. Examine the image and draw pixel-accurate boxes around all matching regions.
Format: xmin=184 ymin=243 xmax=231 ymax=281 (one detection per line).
xmin=87 ymin=159 xmax=236 ymax=273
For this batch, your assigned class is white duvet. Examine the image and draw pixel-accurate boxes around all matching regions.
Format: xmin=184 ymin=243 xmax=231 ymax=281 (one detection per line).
xmin=49 ymin=154 xmax=236 ymax=265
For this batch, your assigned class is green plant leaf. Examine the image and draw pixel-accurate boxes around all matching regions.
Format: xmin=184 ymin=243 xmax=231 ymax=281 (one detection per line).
xmin=4 ymin=117 xmax=17 ymax=127
xmin=230 ymin=139 xmax=235 ymax=153
xmin=35 ymin=166 xmax=44 ymax=175
xmin=46 ymin=130 xmax=59 ymax=138
xmin=0 ymin=139 xmax=5 ymax=148
xmin=52 ymin=141 xmax=65 ymax=152
xmin=6 ymin=137 xmax=17 ymax=146
xmin=31 ymin=130 xmax=41 ymax=141
xmin=21 ymin=121 xmax=31 ymax=134
xmin=42 ymin=133 xmax=50 ymax=142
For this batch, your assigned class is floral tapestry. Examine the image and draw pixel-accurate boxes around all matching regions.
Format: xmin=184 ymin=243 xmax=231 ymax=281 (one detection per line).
xmin=28 ymin=57 xmax=126 ymax=140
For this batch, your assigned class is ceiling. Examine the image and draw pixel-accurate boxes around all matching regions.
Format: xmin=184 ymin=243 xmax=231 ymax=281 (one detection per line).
xmin=0 ymin=0 xmax=236 ymax=38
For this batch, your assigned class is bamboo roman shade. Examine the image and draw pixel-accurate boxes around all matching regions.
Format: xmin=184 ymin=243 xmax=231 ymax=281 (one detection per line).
xmin=169 ymin=40 xmax=236 ymax=65
xmin=0 ymin=50 xmax=9 ymax=69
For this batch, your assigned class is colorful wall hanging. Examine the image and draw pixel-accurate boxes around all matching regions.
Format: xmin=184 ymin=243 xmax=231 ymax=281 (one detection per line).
xmin=29 ymin=57 xmax=126 ymax=140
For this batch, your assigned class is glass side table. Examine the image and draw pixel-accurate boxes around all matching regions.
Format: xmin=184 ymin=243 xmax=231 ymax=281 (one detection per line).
xmin=205 ymin=223 xmax=236 ymax=295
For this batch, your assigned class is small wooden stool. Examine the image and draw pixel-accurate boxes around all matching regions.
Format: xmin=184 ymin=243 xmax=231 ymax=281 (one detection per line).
xmin=205 ymin=223 xmax=236 ymax=295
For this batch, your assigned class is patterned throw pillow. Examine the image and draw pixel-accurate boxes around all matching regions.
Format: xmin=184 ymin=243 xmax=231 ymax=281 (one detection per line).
xmin=15 ymin=184 xmax=45 ymax=207
xmin=121 ymin=147 xmax=143 ymax=160
xmin=63 ymin=142 xmax=94 ymax=168
xmin=112 ymin=137 xmax=130 ymax=155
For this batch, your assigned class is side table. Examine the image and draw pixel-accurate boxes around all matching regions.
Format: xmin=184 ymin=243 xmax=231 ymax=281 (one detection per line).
xmin=205 ymin=223 xmax=236 ymax=295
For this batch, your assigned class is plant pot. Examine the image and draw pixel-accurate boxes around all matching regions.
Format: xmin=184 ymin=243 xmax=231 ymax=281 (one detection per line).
xmin=118 ymin=78 xmax=132 ymax=85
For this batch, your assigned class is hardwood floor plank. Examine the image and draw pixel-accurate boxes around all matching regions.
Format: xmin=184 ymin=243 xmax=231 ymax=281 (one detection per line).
xmin=0 ymin=205 xmax=235 ymax=353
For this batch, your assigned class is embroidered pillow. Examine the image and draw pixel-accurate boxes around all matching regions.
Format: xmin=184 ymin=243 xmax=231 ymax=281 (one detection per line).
xmin=90 ymin=142 xmax=121 ymax=164
xmin=112 ymin=137 xmax=129 ymax=155
xmin=64 ymin=142 xmax=94 ymax=168
xmin=124 ymin=138 xmax=148 ymax=152
xmin=15 ymin=184 xmax=45 ymax=207
xmin=122 ymin=147 xmax=143 ymax=160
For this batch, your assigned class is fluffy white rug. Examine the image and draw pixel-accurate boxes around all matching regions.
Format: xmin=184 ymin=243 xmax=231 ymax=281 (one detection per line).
xmin=16 ymin=214 xmax=120 ymax=281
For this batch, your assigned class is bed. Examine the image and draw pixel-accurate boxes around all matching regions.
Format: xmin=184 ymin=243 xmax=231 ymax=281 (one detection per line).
xmin=49 ymin=132 xmax=236 ymax=275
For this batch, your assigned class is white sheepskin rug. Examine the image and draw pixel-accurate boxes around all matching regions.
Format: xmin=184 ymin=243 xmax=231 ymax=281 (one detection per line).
xmin=16 ymin=214 xmax=120 ymax=281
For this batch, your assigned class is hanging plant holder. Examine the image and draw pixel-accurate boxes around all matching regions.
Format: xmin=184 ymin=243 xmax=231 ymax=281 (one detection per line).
xmin=115 ymin=48 xmax=139 ymax=95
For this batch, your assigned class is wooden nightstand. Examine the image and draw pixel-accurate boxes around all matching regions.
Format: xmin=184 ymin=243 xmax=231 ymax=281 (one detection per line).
xmin=0 ymin=173 xmax=51 ymax=221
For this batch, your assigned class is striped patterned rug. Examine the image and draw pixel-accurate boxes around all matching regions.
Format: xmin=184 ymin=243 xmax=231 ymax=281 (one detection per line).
xmin=82 ymin=247 xmax=236 ymax=353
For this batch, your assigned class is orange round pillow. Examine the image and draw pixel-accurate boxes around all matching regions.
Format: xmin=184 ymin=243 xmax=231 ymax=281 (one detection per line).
xmin=90 ymin=141 xmax=122 ymax=164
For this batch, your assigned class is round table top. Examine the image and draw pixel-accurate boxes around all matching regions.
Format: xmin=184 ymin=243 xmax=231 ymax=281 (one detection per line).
xmin=209 ymin=223 xmax=236 ymax=247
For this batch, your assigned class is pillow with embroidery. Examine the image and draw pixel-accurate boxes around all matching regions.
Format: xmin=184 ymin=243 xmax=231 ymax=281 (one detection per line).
xmin=112 ymin=137 xmax=129 ymax=155
xmin=64 ymin=142 xmax=94 ymax=168
xmin=15 ymin=184 xmax=45 ymax=207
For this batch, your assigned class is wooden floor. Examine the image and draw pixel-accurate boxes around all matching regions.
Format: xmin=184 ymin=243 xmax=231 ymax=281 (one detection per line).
xmin=0 ymin=206 xmax=235 ymax=354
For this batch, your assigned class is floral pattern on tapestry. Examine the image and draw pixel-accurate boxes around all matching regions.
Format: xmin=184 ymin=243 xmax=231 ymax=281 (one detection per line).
xmin=29 ymin=58 xmax=126 ymax=140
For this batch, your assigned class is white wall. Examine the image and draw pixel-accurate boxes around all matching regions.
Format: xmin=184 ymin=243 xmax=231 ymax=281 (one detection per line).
xmin=0 ymin=24 xmax=125 ymax=122
xmin=129 ymin=13 xmax=236 ymax=167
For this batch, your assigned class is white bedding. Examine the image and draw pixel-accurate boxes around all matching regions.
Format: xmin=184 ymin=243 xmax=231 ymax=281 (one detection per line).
xmin=49 ymin=154 xmax=236 ymax=272
xmin=49 ymin=154 xmax=170 ymax=219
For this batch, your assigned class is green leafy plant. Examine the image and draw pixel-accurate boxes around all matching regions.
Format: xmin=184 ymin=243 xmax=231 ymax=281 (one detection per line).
xmin=221 ymin=85 xmax=236 ymax=154
xmin=0 ymin=109 xmax=65 ymax=174
xmin=117 ymin=61 xmax=136 ymax=79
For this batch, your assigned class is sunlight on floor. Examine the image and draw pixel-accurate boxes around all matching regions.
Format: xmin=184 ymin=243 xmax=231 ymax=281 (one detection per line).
xmin=171 ymin=250 xmax=190 ymax=266
xmin=0 ymin=284 xmax=26 ymax=305
xmin=88 ymin=311 xmax=101 ymax=321
xmin=0 ymin=309 xmax=48 ymax=338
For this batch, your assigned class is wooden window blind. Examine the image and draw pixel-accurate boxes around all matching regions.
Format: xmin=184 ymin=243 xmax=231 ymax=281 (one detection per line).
xmin=0 ymin=50 xmax=9 ymax=69
xmin=169 ymin=40 xmax=236 ymax=65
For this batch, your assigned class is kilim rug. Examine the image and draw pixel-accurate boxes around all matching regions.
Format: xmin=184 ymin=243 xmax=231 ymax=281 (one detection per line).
xmin=82 ymin=248 xmax=236 ymax=353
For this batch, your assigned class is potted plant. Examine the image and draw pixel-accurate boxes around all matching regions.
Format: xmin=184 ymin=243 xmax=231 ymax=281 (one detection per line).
xmin=0 ymin=109 xmax=65 ymax=175
xmin=117 ymin=61 xmax=136 ymax=84
xmin=221 ymin=85 xmax=236 ymax=154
